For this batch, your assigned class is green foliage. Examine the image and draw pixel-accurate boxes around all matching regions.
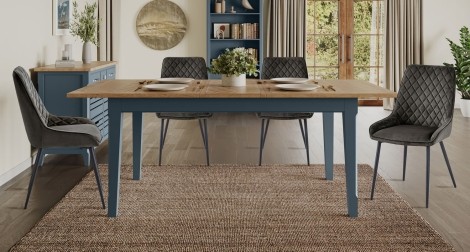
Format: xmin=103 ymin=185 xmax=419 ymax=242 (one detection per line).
xmin=70 ymin=1 xmax=98 ymax=45
xmin=208 ymin=48 xmax=258 ymax=77
xmin=445 ymin=27 xmax=470 ymax=99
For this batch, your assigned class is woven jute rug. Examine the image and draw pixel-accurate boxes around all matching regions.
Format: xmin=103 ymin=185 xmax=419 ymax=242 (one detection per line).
xmin=11 ymin=164 xmax=454 ymax=251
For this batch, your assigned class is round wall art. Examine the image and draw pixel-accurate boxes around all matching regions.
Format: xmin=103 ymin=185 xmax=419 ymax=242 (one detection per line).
xmin=136 ymin=0 xmax=187 ymax=50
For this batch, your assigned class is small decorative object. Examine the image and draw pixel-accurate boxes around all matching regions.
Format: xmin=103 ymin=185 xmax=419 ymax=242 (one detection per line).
xmin=52 ymin=0 xmax=72 ymax=35
xmin=221 ymin=0 xmax=226 ymax=13
xmin=230 ymin=6 xmax=236 ymax=13
xmin=214 ymin=23 xmax=230 ymax=39
xmin=445 ymin=26 xmax=470 ymax=117
xmin=215 ymin=0 xmax=222 ymax=13
xmin=241 ymin=0 xmax=254 ymax=10
xmin=209 ymin=47 xmax=258 ymax=87
xmin=70 ymin=1 xmax=98 ymax=64
xmin=136 ymin=0 xmax=187 ymax=50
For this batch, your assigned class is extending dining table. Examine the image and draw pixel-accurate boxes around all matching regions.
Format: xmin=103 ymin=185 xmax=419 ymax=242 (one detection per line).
xmin=68 ymin=79 xmax=396 ymax=218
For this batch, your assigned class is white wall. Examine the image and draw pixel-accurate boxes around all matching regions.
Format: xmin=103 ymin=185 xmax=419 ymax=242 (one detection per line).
xmin=0 ymin=1 xmax=95 ymax=185
xmin=422 ymin=0 xmax=470 ymax=107
xmin=113 ymin=0 xmax=207 ymax=79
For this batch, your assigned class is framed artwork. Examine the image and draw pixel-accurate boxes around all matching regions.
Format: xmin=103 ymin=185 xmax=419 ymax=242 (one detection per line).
xmin=53 ymin=0 xmax=72 ymax=35
xmin=213 ymin=23 xmax=230 ymax=39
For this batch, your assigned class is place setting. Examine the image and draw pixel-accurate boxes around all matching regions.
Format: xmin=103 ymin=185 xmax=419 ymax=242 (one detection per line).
xmin=268 ymin=78 xmax=323 ymax=91
xmin=138 ymin=78 xmax=195 ymax=91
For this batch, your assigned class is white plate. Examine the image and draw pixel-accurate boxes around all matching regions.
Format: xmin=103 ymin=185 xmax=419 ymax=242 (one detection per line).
xmin=156 ymin=78 xmax=194 ymax=84
xmin=271 ymin=78 xmax=309 ymax=84
xmin=143 ymin=84 xmax=188 ymax=91
xmin=275 ymin=84 xmax=320 ymax=91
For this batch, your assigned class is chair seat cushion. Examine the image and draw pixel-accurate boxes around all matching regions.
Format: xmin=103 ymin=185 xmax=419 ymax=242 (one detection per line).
xmin=371 ymin=125 xmax=438 ymax=146
xmin=156 ymin=112 xmax=213 ymax=120
xmin=256 ymin=112 xmax=313 ymax=120
xmin=44 ymin=124 xmax=102 ymax=148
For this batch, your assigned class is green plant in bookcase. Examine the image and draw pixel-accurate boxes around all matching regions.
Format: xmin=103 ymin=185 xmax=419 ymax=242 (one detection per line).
xmin=208 ymin=47 xmax=258 ymax=86
xmin=445 ymin=26 xmax=470 ymax=116
xmin=70 ymin=1 xmax=99 ymax=64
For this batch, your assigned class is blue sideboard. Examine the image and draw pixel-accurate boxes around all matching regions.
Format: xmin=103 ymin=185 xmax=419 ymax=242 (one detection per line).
xmin=33 ymin=61 xmax=117 ymax=165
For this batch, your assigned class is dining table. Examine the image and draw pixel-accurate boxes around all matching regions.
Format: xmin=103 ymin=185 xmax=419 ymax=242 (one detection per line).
xmin=68 ymin=78 xmax=397 ymax=218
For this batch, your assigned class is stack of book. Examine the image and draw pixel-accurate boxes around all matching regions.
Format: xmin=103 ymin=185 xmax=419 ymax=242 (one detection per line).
xmin=230 ymin=23 xmax=259 ymax=39
xmin=55 ymin=60 xmax=78 ymax=68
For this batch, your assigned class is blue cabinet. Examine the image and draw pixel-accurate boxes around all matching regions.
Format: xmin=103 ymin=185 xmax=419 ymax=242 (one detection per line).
xmin=33 ymin=61 xmax=116 ymax=165
xmin=206 ymin=0 xmax=263 ymax=79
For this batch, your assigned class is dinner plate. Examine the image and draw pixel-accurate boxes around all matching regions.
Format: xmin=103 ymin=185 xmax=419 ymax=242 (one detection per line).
xmin=271 ymin=78 xmax=309 ymax=84
xmin=156 ymin=78 xmax=194 ymax=84
xmin=275 ymin=84 xmax=320 ymax=91
xmin=143 ymin=84 xmax=188 ymax=91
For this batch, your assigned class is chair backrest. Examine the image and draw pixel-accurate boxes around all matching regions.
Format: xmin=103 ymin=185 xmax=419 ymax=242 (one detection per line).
xmin=161 ymin=57 xmax=208 ymax=79
xmin=262 ymin=57 xmax=309 ymax=79
xmin=12 ymin=66 xmax=50 ymax=147
xmin=392 ymin=65 xmax=456 ymax=128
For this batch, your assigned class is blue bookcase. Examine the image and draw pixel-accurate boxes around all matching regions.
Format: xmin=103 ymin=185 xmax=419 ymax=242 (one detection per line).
xmin=206 ymin=0 xmax=263 ymax=79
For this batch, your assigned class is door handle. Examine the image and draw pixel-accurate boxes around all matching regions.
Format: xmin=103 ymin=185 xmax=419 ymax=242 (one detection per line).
xmin=340 ymin=35 xmax=346 ymax=64
xmin=348 ymin=36 xmax=353 ymax=62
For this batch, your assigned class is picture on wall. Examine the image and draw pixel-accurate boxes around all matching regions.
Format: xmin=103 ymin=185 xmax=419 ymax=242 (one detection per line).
xmin=213 ymin=23 xmax=230 ymax=39
xmin=53 ymin=0 xmax=71 ymax=35
xmin=136 ymin=0 xmax=188 ymax=50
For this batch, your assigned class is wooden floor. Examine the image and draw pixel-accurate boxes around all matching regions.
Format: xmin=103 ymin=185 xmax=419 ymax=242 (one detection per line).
xmin=1 ymin=107 xmax=469 ymax=251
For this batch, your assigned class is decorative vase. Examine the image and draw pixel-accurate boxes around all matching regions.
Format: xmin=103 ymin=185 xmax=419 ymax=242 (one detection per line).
xmin=82 ymin=41 xmax=93 ymax=64
xmin=221 ymin=74 xmax=246 ymax=86
xmin=460 ymin=99 xmax=470 ymax=117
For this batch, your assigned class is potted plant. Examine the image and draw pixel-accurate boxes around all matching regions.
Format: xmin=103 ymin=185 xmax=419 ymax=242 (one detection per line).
xmin=209 ymin=47 xmax=258 ymax=86
xmin=445 ymin=26 xmax=470 ymax=117
xmin=70 ymin=1 xmax=98 ymax=64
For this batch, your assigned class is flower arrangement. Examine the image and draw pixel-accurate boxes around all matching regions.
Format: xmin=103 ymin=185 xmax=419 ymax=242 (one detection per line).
xmin=209 ymin=47 xmax=258 ymax=77
xmin=70 ymin=1 xmax=99 ymax=45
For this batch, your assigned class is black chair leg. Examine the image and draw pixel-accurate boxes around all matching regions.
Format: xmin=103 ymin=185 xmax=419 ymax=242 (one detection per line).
xmin=199 ymin=119 xmax=210 ymax=166
xmin=298 ymin=119 xmax=310 ymax=166
xmin=426 ymin=146 xmax=431 ymax=208
xmin=403 ymin=145 xmax=408 ymax=181
xmin=259 ymin=119 xmax=270 ymax=166
xmin=370 ymin=141 xmax=382 ymax=200
xmin=24 ymin=148 xmax=43 ymax=209
xmin=89 ymin=147 xmax=106 ymax=209
xmin=440 ymin=142 xmax=457 ymax=188
xmin=159 ymin=119 xmax=170 ymax=166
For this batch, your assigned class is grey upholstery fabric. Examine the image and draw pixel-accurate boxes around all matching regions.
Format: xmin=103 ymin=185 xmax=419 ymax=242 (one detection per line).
xmin=13 ymin=66 xmax=101 ymax=148
xmin=370 ymin=65 xmax=456 ymax=146
xmin=161 ymin=57 xmax=208 ymax=79
xmin=258 ymin=57 xmax=313 ymax=119
xmin=157 ymin=57 xmax=211 ymax=119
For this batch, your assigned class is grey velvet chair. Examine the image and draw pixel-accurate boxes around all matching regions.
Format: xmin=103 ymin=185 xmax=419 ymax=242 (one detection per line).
xmin=258 ymin=57 xmax=313 ymax=165
xmin=12 ymin=66 xmax=105 ymax=209
xmin=369 ymin=65 xmax=457 ymax=208
xmin=157 ymin=57 xmax=211 ymax=166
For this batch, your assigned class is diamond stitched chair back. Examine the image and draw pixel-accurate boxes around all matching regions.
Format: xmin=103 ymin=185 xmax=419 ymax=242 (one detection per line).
xmin=157 ymin=57 xmax=211 ymax=166
xmin=12 ymin=66 xmax=105 ymax=209
xmin=257 ymin=57 xmax=313 ymax=165
xmin=369 ymin=64 xmax=457 ymax=208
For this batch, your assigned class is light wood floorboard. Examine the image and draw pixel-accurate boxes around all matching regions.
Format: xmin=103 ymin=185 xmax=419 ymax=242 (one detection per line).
xmin=0 ymin=107 xmax=469 ymax=251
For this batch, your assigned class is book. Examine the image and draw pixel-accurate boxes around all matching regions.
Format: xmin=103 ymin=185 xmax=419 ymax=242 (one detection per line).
xmin=55 ymin=60 xmax=78 ymax=68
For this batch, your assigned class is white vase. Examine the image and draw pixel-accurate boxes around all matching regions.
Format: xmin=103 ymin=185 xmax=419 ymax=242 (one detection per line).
xmin=460 ymin=99 xmax=470 ymax=117
xmin=82 ymin=41 xmax=93 ymax=64
xmin=221 ymin=74 xmax=246 ymax=86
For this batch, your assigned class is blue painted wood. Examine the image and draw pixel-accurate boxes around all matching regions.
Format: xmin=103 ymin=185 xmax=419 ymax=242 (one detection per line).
xmin=39 ymin=148 xmax=90 ymax=167
xmin=106 ymin=97 xmax=359 ymax=218
xmin=323 ymin=113 xmax=334 ymax=180
xmin=207 ymin=0 xmax=263 ymax=79
xmin=107 ymin=99 xmax=123 ymax=217
xmin=132 ymin=112 xmax=143 ymax=180
xmin=342 ymin=100 xmax=358 ymax=217
xmin=35 ymin=65 xmax=116 ymax=164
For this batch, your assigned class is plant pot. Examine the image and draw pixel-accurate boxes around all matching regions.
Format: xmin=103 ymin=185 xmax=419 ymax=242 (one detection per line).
xmin=460 ymin=99 xmax=470 ymax=117
xmin=221 ymin=74 xmax=246 ymax=86
xmin=82 ymin=41 xmax=93 ymax=64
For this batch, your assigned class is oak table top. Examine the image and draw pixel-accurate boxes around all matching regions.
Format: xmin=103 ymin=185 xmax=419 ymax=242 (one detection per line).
xmin=67 ymin=79 xmax=397 ymax=99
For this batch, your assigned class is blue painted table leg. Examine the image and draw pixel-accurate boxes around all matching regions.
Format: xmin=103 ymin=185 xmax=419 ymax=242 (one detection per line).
xmin=323 ymin=112 xmax=334 ymax=180
xmin=81 ymin=150 xmax=90 ymax=167
xmin=133 ymin=112 xmax=143 ymax=180
xmin=108 ymin=100 xmax=123 ymax=217
xmin=342 ymin=100 xmax=358 ymax=217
